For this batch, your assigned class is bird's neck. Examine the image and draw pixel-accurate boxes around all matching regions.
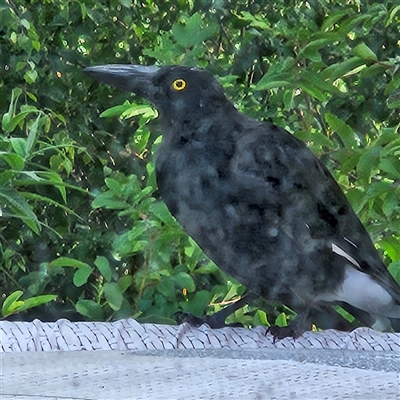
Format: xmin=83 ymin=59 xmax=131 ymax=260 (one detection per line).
xmin=159 ymin=101 xmax=240 ymax=143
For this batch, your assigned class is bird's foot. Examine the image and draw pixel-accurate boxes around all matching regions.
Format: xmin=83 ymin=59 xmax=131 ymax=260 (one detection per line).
xmin=267 ymin=324 xmax=303 ymax=342
xmin=175 ymin=295 xmax=253 ymax=328
xmin=267 ymin=312 xmax=309 ymax=342
xmin=174 ymin=312 xmax=205 ymax=327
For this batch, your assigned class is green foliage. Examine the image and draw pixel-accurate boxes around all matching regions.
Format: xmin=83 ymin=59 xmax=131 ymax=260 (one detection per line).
xmin=0 ymin=0 xmax=399 ymax=328
xmin=1 ymin=290 xmax=57 ymax=318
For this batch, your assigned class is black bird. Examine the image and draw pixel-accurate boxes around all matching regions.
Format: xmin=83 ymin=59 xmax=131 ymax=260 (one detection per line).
xmin=84 ymin=64 xmax=400 ymax=338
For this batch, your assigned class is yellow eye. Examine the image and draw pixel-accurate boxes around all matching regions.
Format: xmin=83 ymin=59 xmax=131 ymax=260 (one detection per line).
xmin=172 ymin=78 xmax=187 ymax=91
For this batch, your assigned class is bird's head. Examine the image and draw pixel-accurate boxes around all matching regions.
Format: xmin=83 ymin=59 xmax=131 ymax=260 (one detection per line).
xmin=84 ymin=64 xmax=229 ymax=122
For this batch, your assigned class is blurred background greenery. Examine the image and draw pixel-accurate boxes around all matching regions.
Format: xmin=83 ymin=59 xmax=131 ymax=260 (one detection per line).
xmin=1 ymin=0 xmax=399 ymax=328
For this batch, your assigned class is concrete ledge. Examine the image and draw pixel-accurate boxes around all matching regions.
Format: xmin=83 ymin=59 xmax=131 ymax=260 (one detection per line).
xmin=1 ymin=348 xmax=399 ymax=399
xmin=2 ymin=319 xmax=399 ymax=352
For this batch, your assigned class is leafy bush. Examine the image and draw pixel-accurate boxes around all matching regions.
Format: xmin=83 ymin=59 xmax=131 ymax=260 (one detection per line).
xmin=1 ymin=0 xmax=399 ymax=327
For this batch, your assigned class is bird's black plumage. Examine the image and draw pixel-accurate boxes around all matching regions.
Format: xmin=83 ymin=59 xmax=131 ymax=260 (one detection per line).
xmin=85 ymin=64 xmax=400 ymax=338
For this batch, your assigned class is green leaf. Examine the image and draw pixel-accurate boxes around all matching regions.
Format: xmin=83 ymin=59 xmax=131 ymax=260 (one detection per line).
xmin=282 ymin=89 xmax=294 ymax=110
xmin=386 ymin=5 xmax=400 ymax=26
xmin=49 ymin=154 xmax=73 ymax=176
xmin=172 ymin=12 xmax=218 ymax=47
xmin=353 ymin=42 xmax=378 ymax=61
xmin=143 ymin=33 xmax=185 ymax=65
xmin=238 ymin=11 xmax=271 ymax=30
xmin=321 ymin=10 xmax=349 ymax=31
xmin=379 ymin=237 xmax=400 ymax=261
xmin=300 ymin=70 xmax=338 ymax=95
xmin=255 ymin=59 xmax=295 ymax=91
xmin=117 ymin=275 xmax=133 ymax=293
xmin=382 ymin=190 xmax=398 ymax=218
xmin=49 ymin=257 xmax=92 ymax=269
xmin=26 ymin=91 xmax=38 ymax=102
xmin=2 ymin=88 xmax=22 ymax=132
xmin=0 ymin=171 xmax=14 ymax=186
xmin=10 ymin=138 xmax=27 ymax=158
xmin=184 ymin=237 xmax=198 ymax=258
xmin=24 ymin=69 xmax=38 ymax=84
xmin=105 ymin=177 xmax=123 ymax=193
xmin=252 ymin=309 xmax=269 ymax=327
xmin=379 ymin=157 xmax=400 ymax=178
xmin=298 ymin=79 xmax=329 ymax=101
xmin=275 ymin=312 xmax=288 ymax=327
xmin=346 ymin=188 xmax=368 ymax=214
xmin=113 ymin=228 xmax=148 ymax=256
xmin=1 ymin=290 xmax=56 ymax=317
xmin=76 ymin=299 xmax=104 ymax=320
xmin=300 ymin=38 xmax=334 ymax=62
xmin=365 ymin=181 xmax=391 ymax=200
xmin=20 ymin=18 xmax=30 ymax=29
xmin=18 ymin=171 xmax=42 ymax=181
xmin=92 ymin=191 xmax=127 ymax=210
xmin=3 ymin=111 xmax=34 ymax=134
xmin=73 ymin=265 xmax=94 ymax=287
xmin=103 ymin=282 xmax=123 ymax=311
xmin=195 ymin=262 xmax=219 ymax=275
xmin=181 ymin=290 xmax=212 ymax=317
xmin=334 ymin=305 xmax=356 ymax=324
xmin=100 ymin=102 xmax=132 ymax=118
xmin=324 ymin=113 xmax=357 ymax=148
xmin=0 ymin=152 xmax=25 ymax=170
xmin=95 ymin=256 xmax=112 ymax=282
xmin=255 ymin=78 xmax=291 ymax=90
xmin=173 ymin=271 xmax=196 ymax=293
xmin=321 ymin=57 xmax=366 ymax=82
xmin=157 ymin=275 xmax=176 ymax=301
xmin=150 ymin=201 xmax=176 ymax=226
xmin=0 ymin=187 xmax=40 ymax=233
xmin=1 ymin=290 xmax=24 ymax=317
xmin=121 ymin=104 xmax=157 ymax=119
xmin=26 ymin=114 xmax=41 ymax=155
xmin=2 ymin=112 xmax=10 ymax=130
xmin=16 ymin=295 xmax=57 ymax=313
xmin=357 ymin=147 xmax=381 ymax=183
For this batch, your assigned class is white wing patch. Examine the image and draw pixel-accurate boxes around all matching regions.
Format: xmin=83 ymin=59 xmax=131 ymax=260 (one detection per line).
xmin=343 ymin=236 xmax=358 ymax=248
xmin=331 ymin=243 xmax=361 ymax=269
xmin=325 ymin=243 xmax=400 ymax=319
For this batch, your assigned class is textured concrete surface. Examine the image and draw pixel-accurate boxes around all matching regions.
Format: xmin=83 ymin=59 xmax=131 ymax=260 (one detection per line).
xmin=1 ymin=348 xmax=399 ymax=400
xmin=2 ymin=319 xmax=399 ymax=352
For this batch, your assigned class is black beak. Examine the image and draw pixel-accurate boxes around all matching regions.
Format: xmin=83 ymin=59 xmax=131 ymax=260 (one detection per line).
xmin=84 ymin=64 xmax=160 ymax=101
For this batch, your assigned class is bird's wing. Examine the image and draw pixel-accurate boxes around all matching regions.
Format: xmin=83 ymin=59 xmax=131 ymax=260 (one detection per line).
xmin=231 ymin=122 xmax=400 ymax=302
